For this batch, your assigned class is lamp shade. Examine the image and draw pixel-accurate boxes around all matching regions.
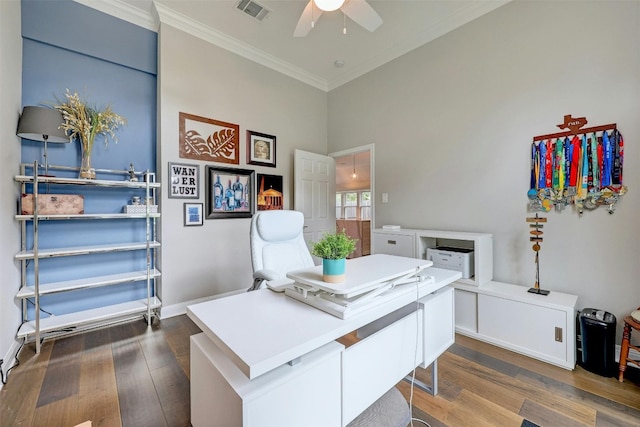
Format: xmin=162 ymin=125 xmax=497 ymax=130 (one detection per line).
xmin=16 ymin=106 xmax=70 ymax=143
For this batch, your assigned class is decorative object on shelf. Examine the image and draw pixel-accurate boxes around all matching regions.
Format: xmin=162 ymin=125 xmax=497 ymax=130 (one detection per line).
xmin=128 ymin=163 xmax=138 ymax=182
xmin=528 ymin=115 xmax=627 ymax=215
xmin=247 ymin=130 xmax=276 ymax=167
xmin=169 ymin=162 xmax=199 ymax=199
xmin=16 ymin=106 xmax=71 ymax=177
xmin=257 ymin=174 xmax=283 ymax=210
xmin=310 ymin=229 xmax=357 ymax=283
xmin=54 ymin=89 xmax=126 ymax=180
xmin=21 ymin=193 xmax=84 ymax=215
xmin=205 ymin=166 xmax=254 ymax=219
xmin=184 ymin=202 xmax=204 ymax=226
xmin=179 ymin=112 xmax=239 ymax=165
xmin=124 ymin=194 xmax=157 ymax=214
xmin=526 ymin=214 xmax=549 ymax=296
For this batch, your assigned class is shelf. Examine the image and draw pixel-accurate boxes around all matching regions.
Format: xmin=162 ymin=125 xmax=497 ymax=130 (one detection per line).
xmin=16 ymin=297 xmax=162 ymax=339
xmin=16 ymin=269 xmax=162 ymax=298
xmin=15 ymin=213 xmax=161 ymax=221
xmin=416 ymin=230 xmax=493 ymax=287
xmin=15 ymin=162 xmax=161 ymax=353
xmin=14 ymin=174 xmax=160 ymax=189
xmin=15 ymin=241 xmax=161 ymax=260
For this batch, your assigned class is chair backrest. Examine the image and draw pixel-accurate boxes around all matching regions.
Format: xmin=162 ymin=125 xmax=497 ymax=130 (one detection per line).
xmin=250 ymin=210 xmax=314 ymax=279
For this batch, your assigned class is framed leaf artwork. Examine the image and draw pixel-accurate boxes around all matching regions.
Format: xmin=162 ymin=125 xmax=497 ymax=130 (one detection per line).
xmin=179 ymin=112 xmax=239 ymax=164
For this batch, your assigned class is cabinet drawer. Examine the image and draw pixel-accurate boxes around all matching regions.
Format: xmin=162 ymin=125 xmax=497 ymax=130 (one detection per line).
xmin=372 ymin=233 xmax=415 ymax=257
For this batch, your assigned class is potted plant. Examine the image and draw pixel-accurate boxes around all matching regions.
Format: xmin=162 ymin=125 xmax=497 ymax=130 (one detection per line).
xmin=311 ymin=229 xmax=357 ymax=283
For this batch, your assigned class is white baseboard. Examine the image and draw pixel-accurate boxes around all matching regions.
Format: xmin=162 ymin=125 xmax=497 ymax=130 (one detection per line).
xmin=160 ymin=289 xmax=245 ymax=319
xmin=615 ymin=344 xmax=640 ymax=369
xmin=0 ymin=339 xmax=23 ymax=391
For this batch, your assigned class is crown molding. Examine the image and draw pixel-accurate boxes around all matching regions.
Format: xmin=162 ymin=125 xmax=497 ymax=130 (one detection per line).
xmin=73 ymin=1 xmax=327 ymax=90
xmin=154 ymin=3 xmax=328 ymax=92
xmin=73 ymin=0 xmax=159 ymax=31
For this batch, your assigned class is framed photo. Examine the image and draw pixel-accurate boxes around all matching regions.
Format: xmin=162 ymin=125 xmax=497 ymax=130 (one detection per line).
xmin=206 ymin=166 xmax=255 ymax=219
xmin=168 ymin=162 xmax=199 ymax=199
xmin=184 ymin=203 xmax=203 ymax=226
xmin=247 ymin=130 xmax=276 ymax=167
xmin=257 ymin=174 xmax=283 ymax=211
xmin=179 ymin=112 xmax=240 ymax=165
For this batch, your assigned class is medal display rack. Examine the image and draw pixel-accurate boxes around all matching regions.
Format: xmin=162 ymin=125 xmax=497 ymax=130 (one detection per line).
xmin=528 ymin=114 xmax=628 ymax=215
xmin=527 ymin=214 xmax=549 ymax=295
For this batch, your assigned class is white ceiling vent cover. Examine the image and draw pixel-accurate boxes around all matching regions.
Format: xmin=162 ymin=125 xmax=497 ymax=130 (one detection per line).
xmin=236 ymin=0 xmax=271 ymax=21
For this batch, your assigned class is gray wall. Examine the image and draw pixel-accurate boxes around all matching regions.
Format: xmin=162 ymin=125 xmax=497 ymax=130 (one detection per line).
xmin=157 ymin=24 xmax=328 ymax=313
xmin=327 ymin=0 xmax=640 ymax=334
xmin=0 ymin=0 xmax=23 ymax=381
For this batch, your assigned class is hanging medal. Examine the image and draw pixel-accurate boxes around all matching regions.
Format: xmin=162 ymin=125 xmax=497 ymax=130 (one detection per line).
xmin=602 ymin=131 xmax=612 ymax=187
xmin=545 ymin=139 xmax=553 ymax=189
xmin=612 ymin=130 xmax=622 ymax=185
xmin=538 ymin=141 xmax=547 ymax=189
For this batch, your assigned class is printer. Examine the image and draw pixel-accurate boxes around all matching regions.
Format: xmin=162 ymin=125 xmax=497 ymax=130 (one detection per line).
xmin=426 ymin=246 xmax=474 ymax=279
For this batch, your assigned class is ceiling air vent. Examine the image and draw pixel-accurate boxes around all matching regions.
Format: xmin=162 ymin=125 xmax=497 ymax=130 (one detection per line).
xmin=236 ymin=0 xmax=271 ymax=22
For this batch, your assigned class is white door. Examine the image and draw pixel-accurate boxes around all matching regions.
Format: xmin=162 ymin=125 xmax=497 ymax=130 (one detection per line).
xmin=294 ymin=149 xmax=336 ymax=251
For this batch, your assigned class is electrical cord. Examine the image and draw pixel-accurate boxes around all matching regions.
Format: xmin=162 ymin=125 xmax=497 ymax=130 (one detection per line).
xmin=1 ymin=325 xmax=26 ymax=385
xmin=26 ymin=298 xmax=54 ymax=316
xmin=409 ymin=269 xmax=431 ymax=427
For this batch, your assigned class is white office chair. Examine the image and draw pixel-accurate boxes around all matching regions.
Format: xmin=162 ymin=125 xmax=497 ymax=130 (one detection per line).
xmin=248 ymin=210 xmax=314 ymax=292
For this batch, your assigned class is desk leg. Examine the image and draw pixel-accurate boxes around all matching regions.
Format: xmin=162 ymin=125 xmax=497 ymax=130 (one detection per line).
xmin=404 ymin=359 xmax=438 ymax=396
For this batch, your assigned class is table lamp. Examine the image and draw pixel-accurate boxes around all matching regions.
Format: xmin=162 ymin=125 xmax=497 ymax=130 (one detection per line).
xmin=16 ymin=106 xmax=70 ymax=176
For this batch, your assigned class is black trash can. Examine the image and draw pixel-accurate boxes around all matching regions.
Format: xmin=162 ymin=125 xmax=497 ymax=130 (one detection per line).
xmin=578 ymin=308 xmax=617 ymax=377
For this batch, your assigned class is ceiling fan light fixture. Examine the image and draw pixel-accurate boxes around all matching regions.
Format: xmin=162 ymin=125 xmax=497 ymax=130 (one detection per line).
xmin=314 ymin=0 xmax=345 ymax=12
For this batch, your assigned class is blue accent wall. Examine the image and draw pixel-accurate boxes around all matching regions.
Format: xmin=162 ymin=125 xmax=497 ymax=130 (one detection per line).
xmin=20 ymin=0 xmax=158 ymax=317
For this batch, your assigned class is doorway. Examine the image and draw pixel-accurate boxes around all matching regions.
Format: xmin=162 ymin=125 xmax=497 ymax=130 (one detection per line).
xmin=330 ymin=144 xmax=374 ymax=258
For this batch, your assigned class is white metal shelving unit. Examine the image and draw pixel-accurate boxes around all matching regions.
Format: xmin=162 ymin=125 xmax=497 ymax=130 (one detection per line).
xmin=14 ymin=162 xmax=162 ymax=353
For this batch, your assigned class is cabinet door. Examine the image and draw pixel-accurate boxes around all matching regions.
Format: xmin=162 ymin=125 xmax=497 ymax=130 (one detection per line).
xmin=372 ymin=232 xmax=415 ymax=257
xmin=454 ymin=289 xmax=478 ymax=334
xmin=421 ymin=286 xmax=455 ymax=367
xmin=478 ymin=294 xmax=567 ymax=363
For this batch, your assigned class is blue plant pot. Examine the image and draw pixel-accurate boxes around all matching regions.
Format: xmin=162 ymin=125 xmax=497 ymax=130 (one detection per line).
xmin=322 ymin=258 xmax=346 ymax=283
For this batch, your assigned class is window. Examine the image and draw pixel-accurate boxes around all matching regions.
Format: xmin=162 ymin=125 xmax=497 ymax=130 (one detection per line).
xmin=336 ymin=191 xmax=371 ymax=220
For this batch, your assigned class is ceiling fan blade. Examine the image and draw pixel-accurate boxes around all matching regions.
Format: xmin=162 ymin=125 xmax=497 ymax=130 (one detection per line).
xmin=294 ymin=1 xmax=323 ymax=37
xmin=341 ymin=0 xmax=382 ymax=32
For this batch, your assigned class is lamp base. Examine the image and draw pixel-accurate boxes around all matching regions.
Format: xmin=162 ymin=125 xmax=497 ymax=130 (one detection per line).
xmin=527 ymin=287 xmax=550 ymax=295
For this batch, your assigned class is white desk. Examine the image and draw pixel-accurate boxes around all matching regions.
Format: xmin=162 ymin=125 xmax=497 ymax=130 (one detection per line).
xmin=188 ymin=256 xmax=461 ymax=427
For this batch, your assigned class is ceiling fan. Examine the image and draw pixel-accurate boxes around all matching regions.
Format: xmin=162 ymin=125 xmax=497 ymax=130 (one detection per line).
xmin=294 ymin=0 xmax=383 ymax=37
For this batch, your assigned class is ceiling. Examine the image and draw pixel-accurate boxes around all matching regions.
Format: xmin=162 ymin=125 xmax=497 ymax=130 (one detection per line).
xmin=335 ymin=151 xmax=370 ymax=190
xmin=86 ymin=0 xmax=510 ymax=91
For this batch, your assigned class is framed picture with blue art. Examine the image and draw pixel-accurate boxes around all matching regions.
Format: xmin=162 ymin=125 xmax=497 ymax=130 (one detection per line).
xmin=184 ymin=203 xmax=203 ymax=226
xmin=206 ymin=165 xmax=255 ymax=219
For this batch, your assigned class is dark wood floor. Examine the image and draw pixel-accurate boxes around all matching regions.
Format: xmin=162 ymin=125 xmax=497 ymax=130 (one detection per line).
xmin=1 ymin=315 xmax=639 ymax=427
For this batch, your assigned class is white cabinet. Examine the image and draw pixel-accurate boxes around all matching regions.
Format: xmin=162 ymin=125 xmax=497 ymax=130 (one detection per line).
xmin=415 ymin=230 xmax=493 ymax=287
xmin=372 ymin=227 xmax=577 ymax=369
xmin=372 ymin=228 xmax=493 ymax=287
xmin=191 ymin=333 xmax=344 ymax=427
xmin=14 ymin=163 xmax=161 ymax=353
xmin=455 ymin=281 xmax=578 ymax=370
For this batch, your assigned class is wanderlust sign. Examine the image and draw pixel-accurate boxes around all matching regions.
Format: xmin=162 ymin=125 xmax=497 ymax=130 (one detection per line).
xmin=169 ymin=162 xmax=199 ymax=199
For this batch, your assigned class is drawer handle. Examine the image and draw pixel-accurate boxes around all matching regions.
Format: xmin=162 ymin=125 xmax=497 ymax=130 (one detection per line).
xmin=387 ymin=240 xmax=397 ymax=245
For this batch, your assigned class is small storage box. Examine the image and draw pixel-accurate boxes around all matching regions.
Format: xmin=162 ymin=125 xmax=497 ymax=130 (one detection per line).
xmin=426 ymin=246 xmax=474 ymax=279
xmin=21 ymin=194 xmax=84 ymax=215
xmin=124 ymin=204 xmax=158 ymax=214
